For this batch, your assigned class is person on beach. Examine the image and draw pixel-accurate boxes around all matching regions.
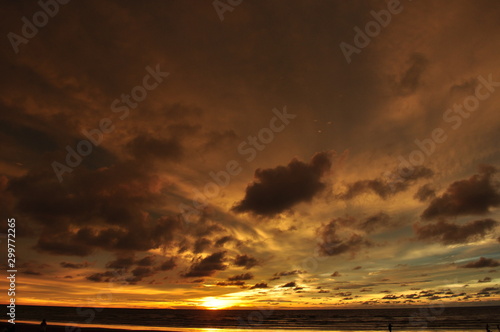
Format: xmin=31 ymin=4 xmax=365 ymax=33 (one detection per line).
xmin=486 ymin=324 xmax=491 ymax=332
xmin=40 ymin=319 xmax=47 ymax=332
xmin=388 ymin=323 xmax=392 ymax=332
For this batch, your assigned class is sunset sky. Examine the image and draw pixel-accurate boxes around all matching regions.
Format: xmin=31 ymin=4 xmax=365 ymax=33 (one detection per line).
xmin=1 ymin=1 xmax=500 ymax=309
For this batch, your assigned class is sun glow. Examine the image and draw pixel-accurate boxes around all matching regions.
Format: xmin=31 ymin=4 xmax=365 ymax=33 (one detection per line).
xmin=201 ymin=297 xmax=235 ymax=310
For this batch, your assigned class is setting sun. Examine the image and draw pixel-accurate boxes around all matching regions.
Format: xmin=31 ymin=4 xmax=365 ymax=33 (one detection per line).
xmin=201 ymin=297 xmax=235 ymax=310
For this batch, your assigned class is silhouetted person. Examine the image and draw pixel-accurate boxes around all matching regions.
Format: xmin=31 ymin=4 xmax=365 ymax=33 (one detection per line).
xmin=388 ymin=323 xmax=392 ymax=332
xmin=496 ymin=324 xmax=499 ymax=332
xmin=40 ymin=319 xmax=47 ymax=332
xmin=486 ymin=324 xmax=491 ymax=332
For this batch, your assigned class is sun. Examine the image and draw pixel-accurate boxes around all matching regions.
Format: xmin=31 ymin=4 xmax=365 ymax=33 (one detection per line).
xmin=201 ymin=297 xmax=234 ymax=310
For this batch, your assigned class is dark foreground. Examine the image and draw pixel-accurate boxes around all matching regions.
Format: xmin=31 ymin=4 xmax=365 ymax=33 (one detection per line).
xmin=3 ymin=305 xmax=500 ymax=331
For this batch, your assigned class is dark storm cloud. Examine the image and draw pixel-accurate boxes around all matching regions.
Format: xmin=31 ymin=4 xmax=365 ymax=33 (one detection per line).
xmin=60 ymin=261 xmax=90 ymax=269
xmin=273 ymin=270 xmax=306 ymax=277
xmin=392 ymin=53 xmax=429 ymax=96
xmin=233 ymin=254 xmax=258 ymax=269
xmin=105 ymin=256 xmax=135 ymax=270
xmin=86 ymin=271 xmax=117 ymax=283
xmin=91 ymin=255 xmax=174 ymax=283
xmin=35 ymin=216 xmax=182 ymax=256
xmin=414 ymin=184 xmax=436 ymax=202
xmin=158 ymin=258 xmax=176 ymax=271
xmin=382 ymin=294 xmax=400 ymax=300
xmin=233 ymin=152 xmax=332 ymax=217
xmin=413 ymin=219 xmax=498 ymax=245
xmin=8 ymin=155 xmax=185 ymax=255
xmin=216 ymin=281 xmax=246 ymax=287
xmin=182 ymin=251 xmax=227 ymax=278
xmin=228 ymin=273 xmax=253 ymax=281
xmin=127 ymin=267 xmax=155 ymax=284
xmin=477 ymin=287 xmax=500 ymax=296
xmin=338 ymin=166 xmax=433 ymax=200
xmin=190 ymin=214 xmax=226 ymax=237
xmin=0 ymin=112 xmax=58 ymax=153
xmin=76 ymin=217 xmax=179 ymax=252
xmin=0 ymin=103 xmax=117 ymax=177
xmin=317 ymin=219 xmax=371 ymax=256
xmin=478 ymin=277 xmax=492 ymax=283
xmin=422 ymin=166 xmax=500 ymax=220
xmin=462 ymin=257 xmax=500 ymax=268
xmin=359 ymin=212 xmax=390 ymax=233
xmin=55 ymin=164 xmax=161 ymax=227
xmin=36 ymin=233 xmax=95 ymax=256
xmin=250 ymin=283 xmax=268 ymax=289
xmin=132 ymin=267 xmax=153 ymax=278
xmin=214 ymin=235 xmax=237 ymax=247
xmin=2 ymin=100 xmax=223 ymax=260
xmin=193 ymin=237 xmax=212 ymax=254
xmin=136 ymin=256 xmax=155 ymax=267
xmin=281 ymin=281 xmax=297 ymax=288
xmin=191 ymin=279 xmax=204 ymax=284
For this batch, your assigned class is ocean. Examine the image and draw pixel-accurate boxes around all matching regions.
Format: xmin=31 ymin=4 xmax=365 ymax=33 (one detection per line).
xmin=5 ymin=305 xmax=500 ymax=331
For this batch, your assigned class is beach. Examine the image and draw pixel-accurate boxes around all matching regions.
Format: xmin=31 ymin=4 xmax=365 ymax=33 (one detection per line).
xmin=2 ymin=321 xmax=497 ymax=332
